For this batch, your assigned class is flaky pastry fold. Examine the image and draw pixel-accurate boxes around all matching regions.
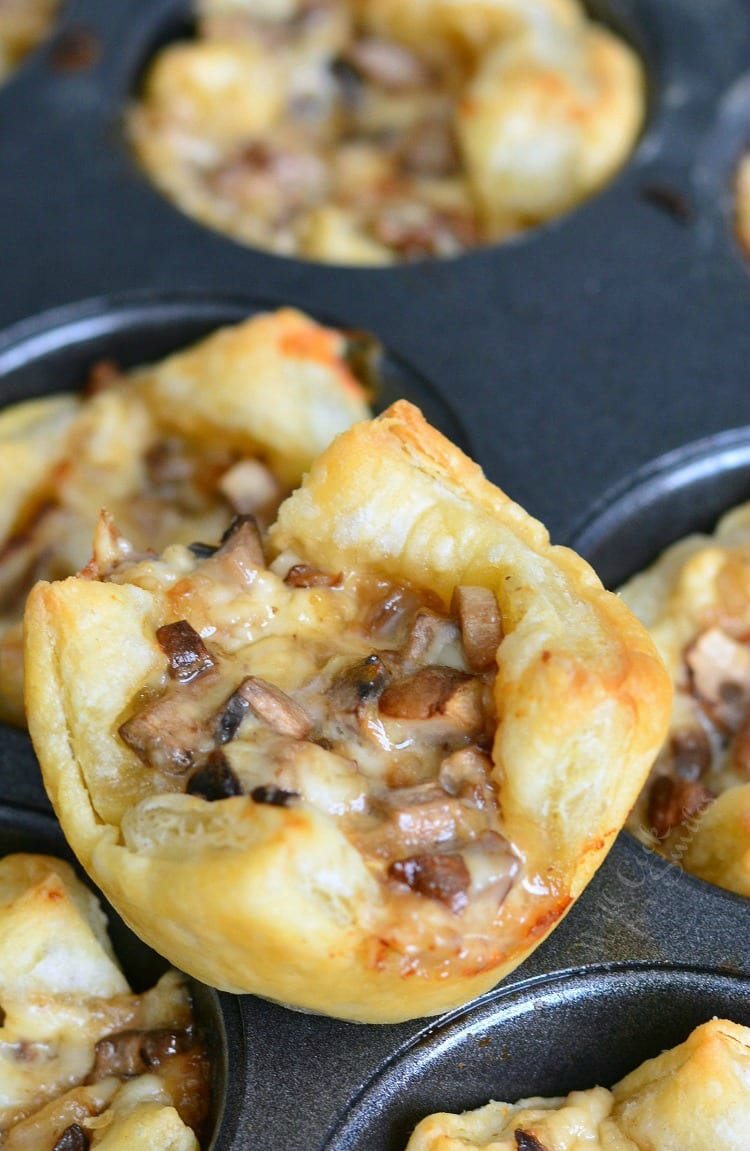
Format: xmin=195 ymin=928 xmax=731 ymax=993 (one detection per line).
xmin=25 ymin=402 xmax=669 ymax=1022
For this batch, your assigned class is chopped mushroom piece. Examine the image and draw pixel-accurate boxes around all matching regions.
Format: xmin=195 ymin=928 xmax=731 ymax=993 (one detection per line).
xmin=388 ymin=853 xmax=471 ymax=913
xmin=364 ymin=587 xmax=425 ymax=638
xmin=81 ymin=358 xmax=123 ymax=396
xmin=213 ymin=688 xmax=250 ymax=745
xmin=514 ymin=1131 xmax=549 ymax=1151
xmin=669 ymin=726 xmax=712 ymax=780
xmin=52 ymin=1125 xmax=90 ymax=1151
xmin=399 ymin=118 xmax=460 ymax=178
xmin=118 ymin=689 xmax=212 ymax=774
xmin=210 ymin=514 xmax=266 ymax=582
xmin=439 ymin=746 xmax=495 ymax=807
xmin=329 ymin=654 xmax=390 ymax=713
xmin=647 ymin=774 xmax=714 ymax=841
xmin=251 ymin=784 xmax=299 ymax=806
xmin=342 ymin=36 xmax=432 ymax=91
xmin=376 ymin=784 xmax=463 ymax=849
xmin=452 ymin=585 xmax=503 ymax=673
xmin=379 ymin=666 xmax=484 ymax=735
xmin=156 ymin=620 xmax=215 ymax=682
xmin=187 ymin=750 xmax=244 ymax=801
xmin=685 ymin=626 xmax=750 ymax=732
xmin=401 ymin=608 xmax=459 ymax=667
xmin=365 ymin=782 xmax=493 ymax=860
xmin=88 ymin=1026 xmax=193 ymax=1082
xmin=284 ymin=563 xmax=342 ymax=588
xmin=236 ymin=675 xmax=313 ymax=739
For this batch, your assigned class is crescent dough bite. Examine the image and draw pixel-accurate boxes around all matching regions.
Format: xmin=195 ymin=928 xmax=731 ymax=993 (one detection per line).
xmin=0 ymin=0 xmax=58 ymax=84
xmin=0 ymin=307 xmax=370 ymax=726
xmin=0 ymin=854 xmax=210 ymax=1150
xmin=24 ymin=402 xmax=669 ymax=1023
xmin=405 ymin=1018 xmax=750 ymax=1150
xmin=619 ymin=499 xmax=750 ymax=896
xmin=127 ymin=0 xmax=644 ymax=264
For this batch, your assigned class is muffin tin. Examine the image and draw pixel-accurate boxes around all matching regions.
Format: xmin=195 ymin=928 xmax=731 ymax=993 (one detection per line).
xmin=2 ymin=1 xmax=750 ymax=1148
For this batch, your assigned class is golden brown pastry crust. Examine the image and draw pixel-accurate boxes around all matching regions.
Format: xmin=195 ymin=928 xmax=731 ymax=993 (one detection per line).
xmin=128 ymin=0 xmax=644 ymax=263
xmin=405 ymin=1019 xmax=750 ymax=1150
xmin=0 ymin=308 xmax=370 ymax=726
xmin=0 ymin=854 xmax=207 ymax=1150
xmin=25 ymin=402 xmax=669 ymax=1023
xmin=620 ymin=500 xmax=750 ymax=895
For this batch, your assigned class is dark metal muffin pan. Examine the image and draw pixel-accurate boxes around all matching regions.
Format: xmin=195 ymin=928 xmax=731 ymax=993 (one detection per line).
xmin=2 ymin=0 xmax=750 ymax=1148
xmin=326 ymin=964 xmax=750 ymax=1150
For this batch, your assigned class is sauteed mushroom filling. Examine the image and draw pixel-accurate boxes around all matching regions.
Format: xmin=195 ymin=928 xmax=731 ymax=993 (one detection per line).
xmin=115 ymin=517 xmax=517 ymax=914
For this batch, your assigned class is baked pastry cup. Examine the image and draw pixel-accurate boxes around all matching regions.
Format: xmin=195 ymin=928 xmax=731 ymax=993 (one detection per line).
xmin=128 ymin=0 xmax=645 ymax=262
xmin=0 ymin=306 xmax=370 ymax=726
xmin=25 ymin=402 xmax=670 ymax=1023
xmin=0 ymin=853 xmax=210 ymax=1148
xmin=620 ymin=499 xmax=750 ymax=895
xmin=405 ymin=1018 xmax=750 ymax=1148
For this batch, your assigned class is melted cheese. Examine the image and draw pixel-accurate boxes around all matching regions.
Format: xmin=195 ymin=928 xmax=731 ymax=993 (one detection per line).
xmin=110 ymin=538 xmax=516 ymax=926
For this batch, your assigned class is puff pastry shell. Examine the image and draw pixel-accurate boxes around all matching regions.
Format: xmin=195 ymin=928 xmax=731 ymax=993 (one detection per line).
xmin=128 ymin=0 xmax=644 ymax=263
xmin=620 ymin=500 xmax=750 ymax=895
xmin=0 ymin=307 xmax=369 ymax=726
xmin=25 ymin=402 xmax=669 ymax=1023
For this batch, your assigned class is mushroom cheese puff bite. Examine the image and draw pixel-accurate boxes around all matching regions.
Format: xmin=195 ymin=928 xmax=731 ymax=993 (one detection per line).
xmin=620 ymin=499 xmax=750 ymax=896
xmin=0 ymin=0 xmax=58 ymax=84
xmin=0 ymin=853 xmax=210 ymax=1150
xmin=24 ymin=402 xmax=670 ymax=1023
xmin=128 ymin=0 xmax=645 ymax=263
xmin=405 ymin=1018 xmax=750 ymax=1150
xmin=0 ymin=307 xmax=370 ymax=727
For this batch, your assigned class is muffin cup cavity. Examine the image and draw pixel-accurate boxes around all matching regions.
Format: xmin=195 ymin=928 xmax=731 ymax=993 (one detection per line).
xmin=324 ymin=964 xmax=750 ymax=1151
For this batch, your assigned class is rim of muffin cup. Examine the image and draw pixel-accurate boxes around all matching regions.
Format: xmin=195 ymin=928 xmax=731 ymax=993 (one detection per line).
xmin=323 ymin=960 xmax=750 ymax=1151
xmin=0 ymin=289 xmax=468 ymax=448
